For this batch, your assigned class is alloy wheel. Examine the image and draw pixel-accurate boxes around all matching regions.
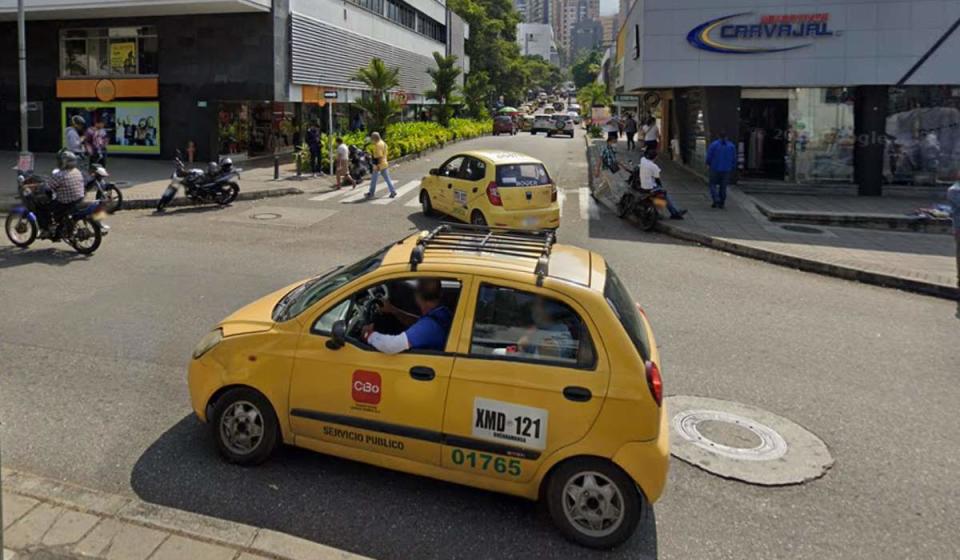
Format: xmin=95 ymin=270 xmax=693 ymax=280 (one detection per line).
xmin=561 ymin=471 xmax=626 ymax=538
xmin=219 ymin=400 xmax=265 ymax=455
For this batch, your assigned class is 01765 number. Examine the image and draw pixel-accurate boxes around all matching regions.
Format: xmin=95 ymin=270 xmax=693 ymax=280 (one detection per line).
xmin=451 ymin=448 xmax=522 ymax=476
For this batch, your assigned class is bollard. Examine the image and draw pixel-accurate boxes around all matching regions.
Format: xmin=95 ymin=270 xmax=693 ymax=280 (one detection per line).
xmin=273 ymin=155 xmax=280 ymax=180
xmin=296 ymin=150 xmax=302 ymax=178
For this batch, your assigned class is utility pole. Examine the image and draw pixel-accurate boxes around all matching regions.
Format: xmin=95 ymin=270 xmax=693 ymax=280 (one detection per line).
xmin=17 ymin=0 xmax=31 ymax=169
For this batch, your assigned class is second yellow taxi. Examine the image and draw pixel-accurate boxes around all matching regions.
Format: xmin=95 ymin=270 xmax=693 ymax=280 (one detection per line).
xmin=418 ymin=150 xmax=560 ymax=230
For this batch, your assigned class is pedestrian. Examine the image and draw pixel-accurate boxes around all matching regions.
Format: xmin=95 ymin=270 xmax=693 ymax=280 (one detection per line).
xmin=624 ymin=114 xmax=638 ymax=151
xmin=85 ymin=119 xmax=109 ymax=166
xmin=706 ymin=130 xmax=737 ymax=209
xmin=306 ymin=122 xmax=323 ymax=177
xmin=335 ymin=137 xmax=357 ymax=190
xmin=643 ymin=117 xmax=660 ymax=151
xmin=605 ymin=115 xmax=620 ymax=142
xmin=639 ymin=148 xmax=687 ymax=220
xmin=948 ymin=177 xmax=960 ymax=301
xmin=64 ymin=115 xmax=85 ymax=158
xmin=366 ymin=131 xmax=397 ymax=199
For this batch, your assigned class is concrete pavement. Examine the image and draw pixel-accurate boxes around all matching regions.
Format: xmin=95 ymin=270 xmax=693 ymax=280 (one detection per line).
xmin=2 ymin=130 xmax=958 ymax=559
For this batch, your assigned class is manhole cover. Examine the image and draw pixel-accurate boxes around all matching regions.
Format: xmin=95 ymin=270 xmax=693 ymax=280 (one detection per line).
xmin=781 ymin=225 xmax=825 ymax=234
xmin=667 ymin=396 xmax=833 ymax=485
xmin=251 ymin=212 xmax=282 ymax=221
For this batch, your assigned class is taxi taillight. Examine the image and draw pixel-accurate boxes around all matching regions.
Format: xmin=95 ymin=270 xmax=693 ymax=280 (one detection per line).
xmin=550 ymin=184 xmax=557 ymax=202
xmin=645 ymin=360 xmax=663 ymax=407
xmin=486 ymin=182 xmax=503 ymax=206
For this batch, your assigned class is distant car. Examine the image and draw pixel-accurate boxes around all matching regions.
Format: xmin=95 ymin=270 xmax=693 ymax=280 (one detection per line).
xmin=567 ymin=111 xmax=581 ymax=125
xmin=493 ymin=116 xmax=517 ymax=136
xmin=546 ymin=115 xmax=575 ymax=138
xmin=542 ymin=107 xmax=556 ymax=116
xmin=531 ymin=114 xmax=554 ymax=135
xmin=520 ymin=115 xmax=535 ymax=131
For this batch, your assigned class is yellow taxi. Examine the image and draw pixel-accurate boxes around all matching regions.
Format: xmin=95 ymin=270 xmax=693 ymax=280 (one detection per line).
xmin=187 ymin=225 xmax=667 ymax=548
xmin=418 ymin=151 xmax=560 ymax=230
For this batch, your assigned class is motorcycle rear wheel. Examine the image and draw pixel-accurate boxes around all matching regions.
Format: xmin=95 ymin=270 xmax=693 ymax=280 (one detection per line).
xmin=217 ymin=182 xmax=240 ymax=206
xmin=616 ymin=194 xmax=634 ymax=219
xmin=67 ymin=218 xmax=102 ymax=255
xmin=637 ymin=206 xmax=658 ymax=231
xmin=5 ymin=213 xmax=37 ymax=248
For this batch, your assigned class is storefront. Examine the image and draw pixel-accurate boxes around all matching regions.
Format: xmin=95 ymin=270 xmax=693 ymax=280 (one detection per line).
xmin=617 ymin=0 xmax=960 ymax=195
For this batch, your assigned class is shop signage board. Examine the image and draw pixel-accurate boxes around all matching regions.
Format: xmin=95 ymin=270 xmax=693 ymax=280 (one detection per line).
xmin=687 ymin=12 xmax=839 ymax=54
xmin=110 ymin=41 xmax=138 ymax=74
xmin=61 ymin=101 xmax=160 ymax=154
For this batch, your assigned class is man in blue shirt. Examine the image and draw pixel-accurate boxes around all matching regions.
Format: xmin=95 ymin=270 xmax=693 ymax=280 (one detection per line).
xmin=706 ymin=131 xmax=737 ymax=209
xmin=362 ymin=279 xmax=452 ymax=353
xmin=948 ymin=179 xmax=960 ymax=300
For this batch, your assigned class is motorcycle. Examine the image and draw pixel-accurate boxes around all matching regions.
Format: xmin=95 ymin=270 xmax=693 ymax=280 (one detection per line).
xmin=616 ymin=166 xmax=669 ymax=231
xmin=84 ymin=163 xmax=123 ymax=214
xmin=5 ymin=173 xmax=109 ymax=255
xmin=156 ymin=152 xmax=241 ymax=212
xmin=348 ymin=144 xmax=373 ymax=182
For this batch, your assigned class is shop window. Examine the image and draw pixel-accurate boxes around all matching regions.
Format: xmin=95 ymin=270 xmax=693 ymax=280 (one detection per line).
xmin=59 ymin=27 xmax=158 ymax=78
xmin=884 ymin=86 xmax=960 ymax=186
xmin=790 ymin=88 xmax=855 ymax=184
xmin=218 ymin=103 xmax=250 ymax=157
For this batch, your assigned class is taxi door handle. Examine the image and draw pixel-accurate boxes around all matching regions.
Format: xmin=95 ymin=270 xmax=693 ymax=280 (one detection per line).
xmin=409 ymin=366 xmax=435 ymax=381
xmin=447 ymin=184 xmax=453 ymax=189
xmin=563 ymin=386 xmax=592 ymax=402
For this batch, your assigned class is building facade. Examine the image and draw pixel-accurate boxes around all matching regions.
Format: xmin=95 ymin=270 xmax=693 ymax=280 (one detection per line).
xmin=551 ymin=0 xmax=598 ymax=61
xmin=618 ymin=0 xmax=960 ymax=195
xmin=527 ymin=0 xmax=550 ymax=25
xmin=517 ymin=23 xmax=559 ymax=64
xmin=570 ymin=18 xmax=603 ymax=61
xmin=599 ymin=14 xmax=618 ymax=48
xmin=0 ymin=0 xmax=467 ymax=161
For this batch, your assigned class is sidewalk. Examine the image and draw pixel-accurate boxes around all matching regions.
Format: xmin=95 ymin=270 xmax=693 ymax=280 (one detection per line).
xmin=587 ymin=137 xmax=959 ymax=300
xmin=2 ymin=468 xmax=367 ymax=560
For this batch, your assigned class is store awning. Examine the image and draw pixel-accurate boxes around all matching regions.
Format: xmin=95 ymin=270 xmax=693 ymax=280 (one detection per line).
xmin=0 ymin=0 xmax=270 ymax=21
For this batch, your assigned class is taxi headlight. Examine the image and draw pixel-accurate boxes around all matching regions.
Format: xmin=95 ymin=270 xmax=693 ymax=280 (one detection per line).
xmin=192 ymin=328 xmax=223 ymax=360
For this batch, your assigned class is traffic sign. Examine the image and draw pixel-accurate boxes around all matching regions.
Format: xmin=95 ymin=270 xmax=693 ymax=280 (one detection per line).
xmin=324 ymin=91 xmax=338 ymax=99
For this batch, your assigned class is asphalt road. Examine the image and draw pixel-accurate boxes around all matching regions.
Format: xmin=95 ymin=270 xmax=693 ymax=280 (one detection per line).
xmin=1 ymin=130 xmax=958 ymax=560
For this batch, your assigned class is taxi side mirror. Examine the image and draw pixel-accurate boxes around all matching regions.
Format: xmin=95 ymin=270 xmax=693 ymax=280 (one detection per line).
xmin=429 ymin=168 xmax=439 ymax=176
xmin=326 ymin=320 xmax=346 ymax=350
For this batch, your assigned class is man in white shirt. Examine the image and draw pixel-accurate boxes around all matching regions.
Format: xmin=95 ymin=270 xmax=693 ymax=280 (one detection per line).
xmin=605 ymin=116 xmax=620 ymax=142
xmin=643 ymin=117 xmax=660 ymax=151
xmin=334 ymin=137 xmax=357 ymax=189
xmin=638 ymin=149 xmax=686 ymax=220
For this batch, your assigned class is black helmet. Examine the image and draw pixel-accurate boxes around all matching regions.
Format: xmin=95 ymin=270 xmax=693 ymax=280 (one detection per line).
xmin=207 ymin=161 xmax=221 ymax=176
xmin=60 ymin=151 xmax=78 ymax=169
xmin=220 ymin=158 xmax=233 ymax=173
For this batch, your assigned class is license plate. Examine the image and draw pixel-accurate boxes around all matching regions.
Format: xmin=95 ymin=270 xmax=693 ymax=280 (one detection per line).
xmin=92 ymin=211 xmax=107 ymax=221
xmin=523 ymin=216 xmax=539 ymax=227
xmin=653 ymin=199 xmax=667 ymax=209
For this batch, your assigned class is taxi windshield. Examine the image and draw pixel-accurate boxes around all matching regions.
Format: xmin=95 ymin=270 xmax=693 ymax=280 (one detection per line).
xmin=272 ymin=245 xmax=389 ymax=321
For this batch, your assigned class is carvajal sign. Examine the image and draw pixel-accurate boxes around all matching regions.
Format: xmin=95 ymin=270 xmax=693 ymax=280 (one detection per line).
xmin=687 ymin=12 xmax=838 ymax=54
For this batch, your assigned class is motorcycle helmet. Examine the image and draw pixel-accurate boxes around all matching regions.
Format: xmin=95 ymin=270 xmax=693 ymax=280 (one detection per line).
xmin=207 ymin=161 xmax=221 ymax=176
xmin=220 ymin=158 xmax=233 ymax=173
xmin=60 ymin=151 xmax=78 ymax=170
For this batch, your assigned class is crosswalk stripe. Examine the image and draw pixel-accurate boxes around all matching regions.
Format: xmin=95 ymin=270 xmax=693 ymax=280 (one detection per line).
xmin=579 ymin=187 xmax=600 ymax=220
xmin=309 ymin=187 xmax=357 ymax=202
xmin=341 ymin=188 xmax=371 ymax=203
xmin=405 ymin=195 xmax=422 ymax=208
xmin=558 ymin=189 xmax=567 ymax=217
xmin=371 ymin=180 xmax=421 ymax=205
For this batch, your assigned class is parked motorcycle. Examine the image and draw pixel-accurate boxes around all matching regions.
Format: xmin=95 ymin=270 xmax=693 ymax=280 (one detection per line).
xmin=84 ymin=163 xmax=123 ymax=214
xmin=5 ymin=174 xmax=109 ymax=255
xmin=348 ymin=144 xmax=373 ymax=182
xmin=156 ymin=152 xmax=241 ymax=212
xmin=616 ymin=167 xmax=669 ymax=231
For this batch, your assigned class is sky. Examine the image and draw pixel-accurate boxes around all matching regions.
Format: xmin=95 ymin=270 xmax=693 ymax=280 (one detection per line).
xmin=600 ymin=0 xmax=618 ymax=16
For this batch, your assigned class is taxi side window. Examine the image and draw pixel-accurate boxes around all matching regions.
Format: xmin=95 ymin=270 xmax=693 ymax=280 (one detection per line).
xmin=469 ymin=284 xmax=596 ymax=369
xmin=440 ymin=157 xmax=465 ymax=178
xmin=461 ymin=157 xmax=487 ymax=182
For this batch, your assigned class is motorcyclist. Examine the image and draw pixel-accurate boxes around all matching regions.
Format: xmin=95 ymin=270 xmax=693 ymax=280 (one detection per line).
xmin=39 ymin=151 xmax=87 ymax=237
xmin=638 ymin=148 xmax=687 ymax=220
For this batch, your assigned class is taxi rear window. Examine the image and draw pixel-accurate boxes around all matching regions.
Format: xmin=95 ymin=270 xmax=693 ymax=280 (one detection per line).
xmin=604 ymin=266 xmax=650 ymax=361
xmin=496 ymin=164 xmax=551 ymax=187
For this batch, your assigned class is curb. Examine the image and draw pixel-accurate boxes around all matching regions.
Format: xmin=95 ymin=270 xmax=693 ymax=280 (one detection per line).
xmin=119 ymin=186 xmax=304 ymax=211
xmin=582 ymin=141 xmax=959 ymax=301
xmin=1 ymin=468 xmax=369 ymax=560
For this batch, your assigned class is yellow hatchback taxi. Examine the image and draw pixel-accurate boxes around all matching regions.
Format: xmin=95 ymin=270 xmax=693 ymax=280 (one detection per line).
xmin=418 ymin=151 xmax=560 ymax=230
xmin=187 ymin=225 xmax=667 ymax=548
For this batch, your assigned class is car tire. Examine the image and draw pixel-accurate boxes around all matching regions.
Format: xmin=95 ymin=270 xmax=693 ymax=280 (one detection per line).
xmin=421 ymin=190 xmax=435 ymax=217
xmin=210 ymin=387 xmax=280 ymax=466
xmin=470 ymin=210 xmax=487 ymax=226
xmin=546 ymin=457 xmax=643 ymax=549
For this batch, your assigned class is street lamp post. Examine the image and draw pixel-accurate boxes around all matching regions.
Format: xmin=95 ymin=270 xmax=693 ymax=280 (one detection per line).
xmin=17 ymin=0 xmax=31 ymax=167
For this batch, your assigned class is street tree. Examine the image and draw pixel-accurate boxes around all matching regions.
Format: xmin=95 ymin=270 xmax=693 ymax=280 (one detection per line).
xmin=352 ymin=58 xmax=402 ymax=136
xmin=571 ymin=49 xmax=603 ymax=89
xmin=426 ymin=52 xmax=462 ymax=127
xmin=463 ymin=71 xmax=492 ymax=119
xmin=576 ymin=82 xmax=612 ymax=116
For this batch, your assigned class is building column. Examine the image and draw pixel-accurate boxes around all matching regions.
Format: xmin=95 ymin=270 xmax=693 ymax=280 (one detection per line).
xmin=854 ymin=85 xmax=888 ymax=197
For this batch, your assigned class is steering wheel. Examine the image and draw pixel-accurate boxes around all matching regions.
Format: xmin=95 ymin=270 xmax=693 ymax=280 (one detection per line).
xmin=344 ymin=284 xmax=391 ymax=339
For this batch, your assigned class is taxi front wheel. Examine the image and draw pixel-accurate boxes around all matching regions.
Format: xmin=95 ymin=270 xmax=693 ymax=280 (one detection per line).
xmin=211 ymin=387 xmax=279 ymax=465
xmin=546 ymin=457 xmax=643 ymax=549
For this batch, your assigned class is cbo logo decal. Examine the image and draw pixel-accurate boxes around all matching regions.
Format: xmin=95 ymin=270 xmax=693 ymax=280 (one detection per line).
xmin=352 ymin=370 xmax=381 ymax=405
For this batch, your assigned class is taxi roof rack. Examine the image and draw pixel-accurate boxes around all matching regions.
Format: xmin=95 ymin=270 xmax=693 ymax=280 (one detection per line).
xmin=409 ymin=223 xmax=556 ymax=286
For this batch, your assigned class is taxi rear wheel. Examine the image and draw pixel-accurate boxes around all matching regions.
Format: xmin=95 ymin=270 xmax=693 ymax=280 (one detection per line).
xmin=211 ymin=387 xmax=279 ymax=465
xmin=470 ymin=210 xmax=487 ymax=226
xmin=547 ymin=457 xmax=642 ymax=549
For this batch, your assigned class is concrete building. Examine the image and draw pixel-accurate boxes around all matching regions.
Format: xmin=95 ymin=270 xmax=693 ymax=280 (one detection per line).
xmin=514 ymin=0 xmax=528 ymax=22
xmin=517 ymin=22 xmax=560 ymax=65
xmin=599 ymin=14 xmax=618 ymax=47
xmin=571 ymin=19 xmax=603 ymax=61
xmin=527 ymin=0 xmax=550 ymax=25
xmin=617 ymin=0 xmax=960 ymax=196
xmin=0 ymin=0 xmax=467 ymax=161
xmin=551 ymin=0 xmax=598 ymax=60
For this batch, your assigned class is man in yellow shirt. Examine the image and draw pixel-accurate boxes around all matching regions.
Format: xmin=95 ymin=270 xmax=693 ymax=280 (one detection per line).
xmin=366 ymin=131 xmax=397 ymax=198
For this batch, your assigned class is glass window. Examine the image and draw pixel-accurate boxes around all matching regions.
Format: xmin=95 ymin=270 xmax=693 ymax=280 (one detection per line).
xmin=884 ymin=86 xmax=960 ymax=186
xmin=790 ymin=88 xmax=856 ymax=184
xmin=496 ymin=163 xmax=551 ymax=187
xmin=439 ymin=156 xmax=465 ymax=177
xmin=470 ymin=284 xmax=595 ymax=369
xmin=461 ymin=157 xmax=487 ymax=181
xmin=603 ymin=266 xmax=649 ymax=362
xmin=59 ymin=27 xmax=158 ymax=77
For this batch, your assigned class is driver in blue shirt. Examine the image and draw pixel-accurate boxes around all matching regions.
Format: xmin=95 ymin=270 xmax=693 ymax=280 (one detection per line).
xmin=362 ymin=279 xmax=452 ymax=354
